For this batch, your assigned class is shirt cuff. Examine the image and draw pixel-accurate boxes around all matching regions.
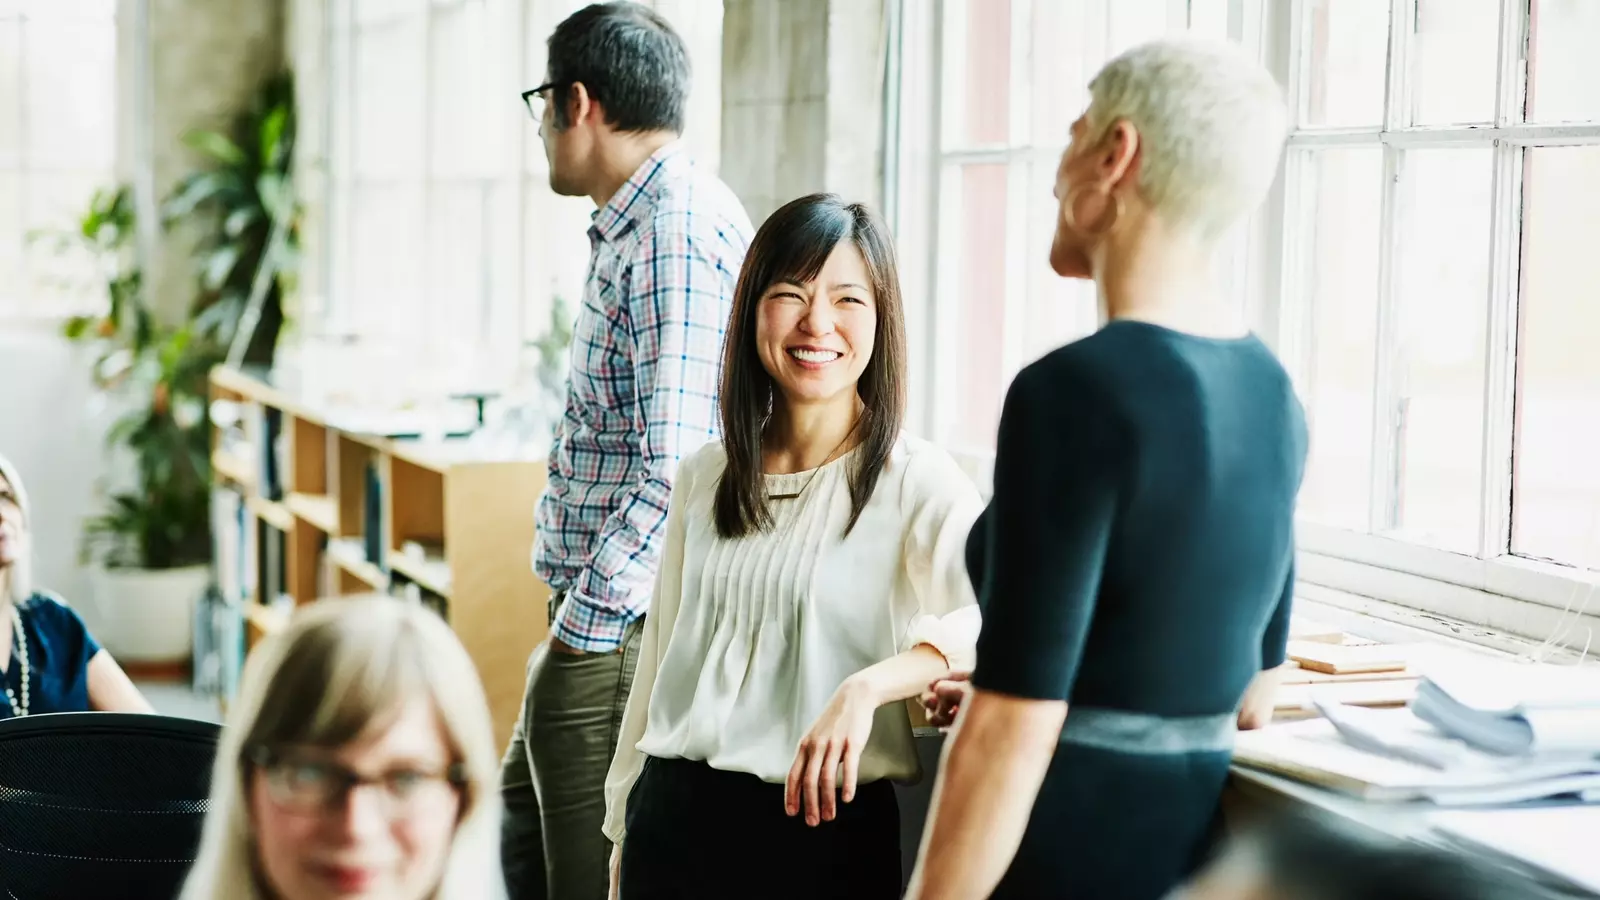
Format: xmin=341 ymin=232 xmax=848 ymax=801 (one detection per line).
xmin=904 ymin=605 xmax=981 ymax=673
xmin=550 ymin=589 xmax=630 ymax=654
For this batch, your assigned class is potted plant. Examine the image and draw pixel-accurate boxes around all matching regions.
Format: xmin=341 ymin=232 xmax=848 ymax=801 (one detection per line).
xmin=43 ymin=187 xmax=219 ymax=664
xmin=164 ymin=71 xmax=299 ymax=367
xmin=46 ymin=73 xmax=298 ymax=667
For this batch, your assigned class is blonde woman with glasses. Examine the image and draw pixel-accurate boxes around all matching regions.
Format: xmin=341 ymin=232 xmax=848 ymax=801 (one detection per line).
xmin=180 ymin=596 xmax=505 ymax=900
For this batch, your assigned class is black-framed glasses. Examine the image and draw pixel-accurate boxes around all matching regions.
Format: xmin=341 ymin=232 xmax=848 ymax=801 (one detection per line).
xmin=248 ymin=745 xmax=467 ymax=818
xmin=521 ymin=81 xmax=562 ymax=120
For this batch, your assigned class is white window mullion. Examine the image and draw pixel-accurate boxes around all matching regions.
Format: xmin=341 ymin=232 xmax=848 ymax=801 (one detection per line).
xmin=1274 ymin=148 xmax=1314 ymax=388
xmin=1479 ymin=138 xmax=1523 ymax=560
xmin=997 ymin=0 xmax=1031 ymax=384
xmin=329 ymin=0 xmax=356 ymax=335
xmin=1369 ymin=142 xmax=1404 ymax=534
xmin=1479 ymin=0 xmax=1530 ymax=560
xmin=1368 ymin=0 xmax=1414 ymax=534
xmin=1285 ymin=0 xmax=1309 ymax=129
xmin=1385 ymin=0 xmax=1416 ymax=132
xmin=1493 ymin=0 xmax=1529 ymax=129
xmin=930 ymin=160 xmax=963 ymax=445
xmin=419 ymin=0 xmax=437 ymax=344
xmin=927 ymin=0 xmax=960 ymax=443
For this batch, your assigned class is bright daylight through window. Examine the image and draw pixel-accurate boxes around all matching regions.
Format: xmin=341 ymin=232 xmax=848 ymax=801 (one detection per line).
xmin=892 ymin=0 xmax=1240 ymax=454
xmin=0 ymin=0 xmax=118 ymax=320
xmin=1285 ymin=0 xmax=1600 ymax=582
xmin=895 ymin=0 xmax=1600 ymax=639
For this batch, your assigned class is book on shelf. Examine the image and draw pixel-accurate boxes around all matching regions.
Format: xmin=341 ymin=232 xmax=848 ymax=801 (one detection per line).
xmin=363 ymin=460 xmax=384 ymax=566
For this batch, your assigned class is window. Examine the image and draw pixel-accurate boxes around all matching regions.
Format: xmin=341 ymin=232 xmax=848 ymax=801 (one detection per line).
xmin=891 ymin=0 xmax=1241 ymax=452
xmin=323 ymin=0 xmax=536 ymax=383
xmin=892 ymin=0 xmax=1600 ymax=640
xmin=314 ymin=0 xmax=721 ymax=388
xmin=1282 ymin=0 xmax=1600 ymax=587
xmin=0 ymin=0 xmax=118 ymax=319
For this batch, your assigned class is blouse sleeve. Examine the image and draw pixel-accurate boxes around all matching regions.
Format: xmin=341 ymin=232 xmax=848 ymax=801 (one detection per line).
xmin=900 ymin=447 xmax=986 ymax=672
xmin=601 ymin=446 xmax=699 ymax=844
xmin=970 ymin=360 xmax=1124 ymax=701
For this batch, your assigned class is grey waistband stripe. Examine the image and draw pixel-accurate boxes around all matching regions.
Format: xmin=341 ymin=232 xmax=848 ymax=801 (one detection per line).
xmin=1059 ymin=707 xmax=1237 ymax=756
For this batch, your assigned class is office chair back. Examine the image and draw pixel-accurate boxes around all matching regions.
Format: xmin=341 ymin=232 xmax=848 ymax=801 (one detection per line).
xmin=0 ymin=712 xmax=220 ymax=900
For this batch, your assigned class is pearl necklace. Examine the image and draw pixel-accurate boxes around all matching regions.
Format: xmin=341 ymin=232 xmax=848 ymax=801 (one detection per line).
xmin=4 ymin=607 xmax=28 ymax=718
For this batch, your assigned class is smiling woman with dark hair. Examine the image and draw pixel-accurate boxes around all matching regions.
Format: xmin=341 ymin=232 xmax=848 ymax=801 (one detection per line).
xmin=600 ymin=193 xmax=983 ymax=900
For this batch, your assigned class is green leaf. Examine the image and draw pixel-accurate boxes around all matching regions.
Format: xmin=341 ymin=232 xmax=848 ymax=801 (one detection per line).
xmin=183 ymin=129 xmax=247 ymax=166
xmin=63 ymin=315 xmax=96 ymax=340
xmin=224 ymin=206 xmax=260 ymax=238
xmin=256 ymin=172 xmax=289 ymax=222
xmin=202 ymin=244 xmax=242 ymax=290
xmin=164 ymin=172 xmax=242 ymax=220
xmin=260 ymin=104 xmax=288 ymax=168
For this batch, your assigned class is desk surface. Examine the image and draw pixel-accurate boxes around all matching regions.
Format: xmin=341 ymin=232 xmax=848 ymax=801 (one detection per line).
xmin=1230 ymin=765 xmax=1600 ymax=897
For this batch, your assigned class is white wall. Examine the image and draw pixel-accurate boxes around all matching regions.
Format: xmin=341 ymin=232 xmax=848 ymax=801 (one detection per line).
xmin=0 ymin=326 xmax=118 ymax=630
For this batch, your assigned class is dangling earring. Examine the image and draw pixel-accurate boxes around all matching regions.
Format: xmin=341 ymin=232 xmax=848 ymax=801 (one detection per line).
xmin=1061 ymin=184 xmax=1124 ymax=238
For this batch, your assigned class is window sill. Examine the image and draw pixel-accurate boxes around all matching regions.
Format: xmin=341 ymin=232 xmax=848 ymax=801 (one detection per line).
xmin=938 ymin=442 xmax=1598 ymax=656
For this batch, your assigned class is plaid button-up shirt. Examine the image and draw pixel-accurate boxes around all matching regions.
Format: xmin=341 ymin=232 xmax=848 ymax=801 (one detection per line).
xmin=534 ymin=142 xmax=753 ymax=652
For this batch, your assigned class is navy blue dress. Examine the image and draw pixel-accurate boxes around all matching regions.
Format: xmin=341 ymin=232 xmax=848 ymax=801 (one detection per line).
xmin=966 ymin=322 xmax=1307 ymax=899
xmin=1 ymin=593 xmax=102 ymax=720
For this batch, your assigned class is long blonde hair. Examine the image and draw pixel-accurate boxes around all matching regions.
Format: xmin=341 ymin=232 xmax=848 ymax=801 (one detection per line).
xmin=180 ymin=595 xmax=507 ymax=900
xmin=0 ymin=452 xmax=35 ymax=605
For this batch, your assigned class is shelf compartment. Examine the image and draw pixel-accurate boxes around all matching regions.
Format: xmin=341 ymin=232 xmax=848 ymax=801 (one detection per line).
xmin=285 ymin=492 xmax=338 ymax=533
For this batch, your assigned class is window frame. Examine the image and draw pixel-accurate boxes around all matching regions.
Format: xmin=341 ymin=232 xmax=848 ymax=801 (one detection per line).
xmin=0 ymin=0 xmax=121 ymax=323
xmin=889 ymin=0 xmax=1600 ymax=650
xmin=1281 ymin=0 xmax=1600 ymax=648
xmin=320 ymin=0 xmax=528 ymax=359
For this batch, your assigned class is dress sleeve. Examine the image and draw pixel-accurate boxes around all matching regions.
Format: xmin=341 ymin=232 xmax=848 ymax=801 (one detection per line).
xmin=601 ymin=447 xmax=699 ymax=844
xmin=900 ymin=449 xmax=986 ymax=672
xmin=970 ymin=362 xmax=1124 ymax=702
xmin=35 ymin=593 xmax=102 ymax=665
xmin=1260 ymin=550 xmax=1294 ymax=669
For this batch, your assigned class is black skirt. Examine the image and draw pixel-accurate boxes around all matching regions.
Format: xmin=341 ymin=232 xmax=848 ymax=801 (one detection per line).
xmin=619 ymin=755 xmax=902 ymax=900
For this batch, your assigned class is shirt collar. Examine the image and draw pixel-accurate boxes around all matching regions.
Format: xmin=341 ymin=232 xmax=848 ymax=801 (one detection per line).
xmin=589 ymin=140 xmax=688 ymax=243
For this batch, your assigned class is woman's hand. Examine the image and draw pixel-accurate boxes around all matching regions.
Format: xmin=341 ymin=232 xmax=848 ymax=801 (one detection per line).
xmin=608 ymin=842 xmax=622 ymax=900
xmin=1236 ymin=664 xmax=1285 ymax=731
xmin=786 ymin=677 xmax=879 ymax=826
xmin=922 ymin=670 xmax=972 ymax=729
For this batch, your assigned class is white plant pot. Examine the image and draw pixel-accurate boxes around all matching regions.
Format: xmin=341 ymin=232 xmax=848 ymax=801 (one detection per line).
xmin=88 ymin=565 xmax=208 ymax=664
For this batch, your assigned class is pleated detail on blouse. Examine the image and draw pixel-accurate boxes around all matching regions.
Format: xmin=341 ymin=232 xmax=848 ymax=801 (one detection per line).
xmin=602 ymin=435 xmax=984 ymax=842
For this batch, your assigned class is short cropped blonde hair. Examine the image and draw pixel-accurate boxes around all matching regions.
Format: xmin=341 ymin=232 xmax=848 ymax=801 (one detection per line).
xmin=180 ymin=596 xmax=506 ymax=900
xmin=1085 ymin=39 xmax=1288 ymax=239
xmin=0 ymin=452 xmax=34 ymax=605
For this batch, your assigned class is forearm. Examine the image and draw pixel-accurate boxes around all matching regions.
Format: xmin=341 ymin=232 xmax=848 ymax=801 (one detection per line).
xmin=906 ymin=690 xmax=1065 ymax=900
xmin=847 ymin=643 xmax=952 ymax=707
xmin=551 ymin=477 xmax=673 ymax=652
xmin=87 ymin=651 xmax=154 ymax=713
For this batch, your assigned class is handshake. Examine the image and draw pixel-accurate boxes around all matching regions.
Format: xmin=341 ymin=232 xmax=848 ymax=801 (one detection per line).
xmin=919 ymin=671 xmax=973 ymax=730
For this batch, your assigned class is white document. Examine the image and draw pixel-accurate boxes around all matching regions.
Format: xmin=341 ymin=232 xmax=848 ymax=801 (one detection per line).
xmin=1432 ymin=806 xmax=1600 ymax=894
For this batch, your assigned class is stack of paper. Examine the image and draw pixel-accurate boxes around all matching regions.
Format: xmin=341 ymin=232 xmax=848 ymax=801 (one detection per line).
xmin=1232 ymin=710 xmax=1600 ymax=805
xmin=1411 ymin=659 xmax=1600 ymax=756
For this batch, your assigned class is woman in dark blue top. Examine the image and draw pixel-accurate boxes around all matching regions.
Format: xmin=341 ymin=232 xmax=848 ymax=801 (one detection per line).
xmin=906 ymin=40 xmax=1303 ymax=900
xmin=1 ymin=454 xmax=151 ymax=720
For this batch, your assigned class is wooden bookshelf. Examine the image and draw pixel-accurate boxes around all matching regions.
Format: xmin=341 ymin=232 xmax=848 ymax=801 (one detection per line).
xmin=209 ymin=366 xmax=550 ymax=748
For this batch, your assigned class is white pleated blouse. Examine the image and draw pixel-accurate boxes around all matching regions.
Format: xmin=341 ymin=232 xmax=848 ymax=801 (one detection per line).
xmin=601 ymin=435 xmax=983 ymax=842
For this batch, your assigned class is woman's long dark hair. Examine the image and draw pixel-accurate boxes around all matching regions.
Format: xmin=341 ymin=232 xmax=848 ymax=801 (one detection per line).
xmin=713 ymin=193 xmax=907 ymax=540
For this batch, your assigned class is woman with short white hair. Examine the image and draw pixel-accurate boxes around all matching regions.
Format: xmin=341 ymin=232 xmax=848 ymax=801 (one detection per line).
xmin=906 ymin=40 xmax=1306 ymax=900
xmin=1 ymin=452 xmax=150 ymax=719
xmin=180 ymin=596 xmax=506 ymax=900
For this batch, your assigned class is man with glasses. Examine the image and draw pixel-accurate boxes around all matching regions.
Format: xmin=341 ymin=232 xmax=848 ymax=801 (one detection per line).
xmin=505 ymin=3 xmax=752 ymax=898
